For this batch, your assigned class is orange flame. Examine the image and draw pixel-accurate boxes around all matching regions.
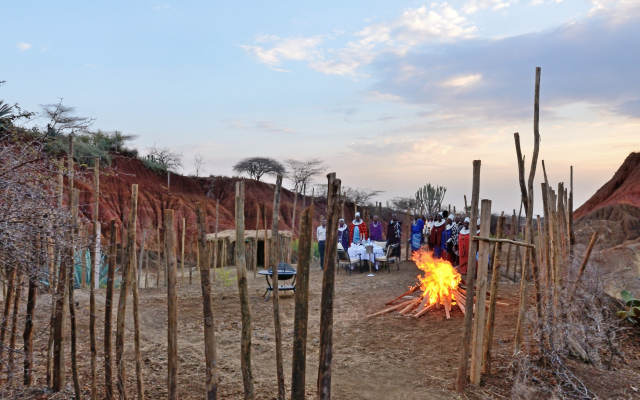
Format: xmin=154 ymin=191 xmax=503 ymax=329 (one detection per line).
xmin=412 ymin=249 xmax=461 ymax=305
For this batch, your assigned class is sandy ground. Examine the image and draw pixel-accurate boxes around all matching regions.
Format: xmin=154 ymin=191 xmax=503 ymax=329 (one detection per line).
xmin=4 ymin=254 xmax=640 ymax=399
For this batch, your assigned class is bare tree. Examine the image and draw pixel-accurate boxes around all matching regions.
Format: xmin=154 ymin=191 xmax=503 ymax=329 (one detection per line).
xmin=343 ymin=187 xmax=383 ymax=206
xmin=40 ymin=99 xmax=95 ymax=135
xmin=145 ymin=144 xmax=183 ymax=172
xmin=193 ymin=152 xmax=206 ymax=177
xmin=285 ymin=158 xmax=326 ymax=193
xmin=387 ymin=197 xmax=417 ymax=213
xmin=415 ymin=184 xmax=447 ymax=214
xmin=233 ymin=157 xmax=285 ymax=181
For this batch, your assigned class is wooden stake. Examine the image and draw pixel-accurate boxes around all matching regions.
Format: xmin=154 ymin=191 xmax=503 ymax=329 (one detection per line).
xmin=181 ymin=218 xmax=186 ymax=284
xmin=116 ymin=184 xmax=138 ymax=400
xmin=255 ymin=204 xmax=260 ymax=278
xmin=23 ymin=236 xmax=39 ymax=385
xmin=405 ymin=206 xmax=411 ymax=261
xmin=482 ymin=215 xmax=505 ymax=376
xmin=292 ymin=204 xmax=314 ymax=400
xmin=157 ymin=228 xmax=161 ymax=288
xmin=164 ymin=210 xmax=178 ymax=400
xmin=68 ymin=189 xmax=81 ymax=400
xmin=470 ymin=199 xmax=492 ymax=385
xmin=105 ymin=220 xmax=116 ymax=400
xmin=268 ymin=176 xmax=286 ymax=400
xmin=572 ymin=232 xmax=598 ymax=294
xmin=145 ymin=245 xmax=149 ymax=289
xmin=317 ymin=172 xmax=342 ymax=400
xmin=89 ymin=157 xmax=100 ymax=400
xmin=455 ymin=160 xmax=481 ymax=392
xmin=7 ymin=271 xmax=24 ymax=385
xmin=196 ymin=203 xmax=219 ymax=400
xmin=233 ymin=183 xmax=255 ymax=400
xmin=81 ymin=227 xmax=87 ymax=289
xmin=132 ymin=230 xmax=144 ymax=400
xmin=138 ymin=230 xmax=146 ymax=288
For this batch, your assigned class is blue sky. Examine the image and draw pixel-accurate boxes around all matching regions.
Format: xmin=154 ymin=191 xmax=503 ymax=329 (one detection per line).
xmin=2 ymin=0 xmax=639 ymax=214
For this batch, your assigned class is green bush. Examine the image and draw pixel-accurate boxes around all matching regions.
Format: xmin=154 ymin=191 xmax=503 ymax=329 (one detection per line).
xmin=617 ymin=290 xmax=640 ymax=325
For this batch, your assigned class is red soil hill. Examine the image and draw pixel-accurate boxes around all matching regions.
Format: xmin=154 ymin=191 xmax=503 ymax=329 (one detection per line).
xmin=75 ymin=156 xmax=368 ymax=249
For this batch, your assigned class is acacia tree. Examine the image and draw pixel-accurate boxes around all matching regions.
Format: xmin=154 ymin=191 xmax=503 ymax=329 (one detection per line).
xmin=233 ymin=156 xmax=285 ymax=181
xmin=343 ymin=187 xmax=383 ymax=206
xmin=285 ymin=158 xmax=326 ymax=194
xmin=387 ymin=197 xmax=417 ymax=213
xmin=193 ymin=152 xmax=206 ymax=177
xmin=40 ymin=99 xmax=95 ymax=135
xmin=145 ymin=144 xmax=183 ymax=172
xmin=415 ymin=184 xmax=447 ymax=214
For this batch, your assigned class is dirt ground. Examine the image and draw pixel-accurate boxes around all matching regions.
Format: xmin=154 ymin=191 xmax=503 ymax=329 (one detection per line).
xmin=7 ymin=255 xmax=640 ymax=399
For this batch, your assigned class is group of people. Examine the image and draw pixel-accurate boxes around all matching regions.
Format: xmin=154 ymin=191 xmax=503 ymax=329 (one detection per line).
xmin=315 ymin=210 xmax=479 ymax=276
xmin=410 ymin=211 xmax=480 ymax=275
xmin=315 ymin=212 xmax=404 ymax=269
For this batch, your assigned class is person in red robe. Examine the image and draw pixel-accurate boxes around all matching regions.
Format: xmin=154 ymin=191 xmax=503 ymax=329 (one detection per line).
xmin=457 ymin=217 xmax=471 ymax=275
xmin=429 ymin=212 xmax=446 ymax=258
xmin=348 ymin=212 xmax=368 ymax=246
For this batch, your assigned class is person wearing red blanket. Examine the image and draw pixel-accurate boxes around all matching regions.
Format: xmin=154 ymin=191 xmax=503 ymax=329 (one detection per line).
xmin=349 ymin=212 xmax=368 ymax=246
xmin=457 ymin=217 xmax=471 ymax=275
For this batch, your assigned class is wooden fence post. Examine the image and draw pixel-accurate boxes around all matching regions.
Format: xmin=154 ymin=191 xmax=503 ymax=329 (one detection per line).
xmin=482 ymin=214 xmax=505 ymax=375
xmin=291 ymin=204 xmax=314 ymax=399
xmin=156 ymin=228 xmax=161 ymax=288
xmin=182 ymin=218 xmax=186 ymax=284
xmin=455 ymin=160 xmax=481 ymax=392
xmin=269 ymin=175 xmax=285 ymax=400
xmin=68 ymin=189 xmax=81 ymax=400
xmin=23 ymin=236 xmax=40 ymax=385
xmin=89 ymin=157 xmax=99 ymax=400
xmin=105 ymin=219 xmax=116 ymax=400
xmin=196 ymin=203 xmax=219 ymax=399
xmin=132 ymin=228 xmax=144 ymax=399
xmin=165 ymin=210 xmax=178 ymax=399
xmin=470 ymin=199 xmax=492 ymax=385
xmin=317 ymin=173 xmax=342 ymax=400
xmin=116 ymin=184 xmax=139 ymax=400
xmin=235 ymin=183 xmax=255 ymax=400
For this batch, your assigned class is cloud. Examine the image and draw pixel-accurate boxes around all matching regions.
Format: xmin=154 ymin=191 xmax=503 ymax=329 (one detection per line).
xmin=367 ymin=10 xmax=640 ymax=120
xmin=614 ymin=98 xmax=640 ymax=118
xmin=16 ymin=42 xmax=32 ymax=51
xmin=85 ymin=63 xmax=97 ymax=68
xmin=241 ymin=35 xmax=325 ymax=66
xmin=329 ymin=107 xmax=360 ymax=121
xmin=254 ymin=120 xmax=298 ymax=134
xmin=242 ymin=5 xmax=475 ymax=77
xmin=463 ymin=0 xmax=518 ymax=14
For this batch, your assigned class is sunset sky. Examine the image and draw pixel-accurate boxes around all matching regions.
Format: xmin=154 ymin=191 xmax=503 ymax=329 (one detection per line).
xmin=2 ymin=0 xmax=639 ymax=214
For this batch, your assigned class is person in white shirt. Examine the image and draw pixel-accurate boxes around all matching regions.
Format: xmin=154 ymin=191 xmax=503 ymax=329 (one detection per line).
xmin=317 ymin=218 xmax=327 ymax=270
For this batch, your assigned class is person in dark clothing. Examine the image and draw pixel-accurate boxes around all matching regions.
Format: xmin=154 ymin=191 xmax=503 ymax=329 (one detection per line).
xmin=317 ymin=218 xmax=327 ymax=270
xmin=337 ymin=218 xmax=349 ymax=250
xmin=386 ymin=213 xmax=402 ymax=257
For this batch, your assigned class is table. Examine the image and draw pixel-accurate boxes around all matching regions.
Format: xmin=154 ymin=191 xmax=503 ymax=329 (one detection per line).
xmin=258 ymin=263 xmax=297 ymax=301
xmin=348 ymin=244 xmax=384 ymax=263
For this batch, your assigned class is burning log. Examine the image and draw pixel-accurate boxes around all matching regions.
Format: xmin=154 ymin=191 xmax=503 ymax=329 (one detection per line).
xmin=386 ymin=286 xmax=420 ymax=305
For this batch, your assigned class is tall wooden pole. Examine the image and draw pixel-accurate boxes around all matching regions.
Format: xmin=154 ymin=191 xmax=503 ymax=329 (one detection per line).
xmin=255 ymin=204 xmax=260 ymax=278
xmin=69 ymin=189 xmax=81 ymax=400
xmin=182 ymin=218 xmax=186 ymax=284
xmin=89 ymin=157 xmax=99 ymax=400
xmin=116 ymin=184 xmax=138 ymax=400
xmin=264 ymin=205 xmax=269 ymax=271
xmin=165 ymin=210 xmax=178 ymax=400
xmin=317 ymin=173 xmax=342 ymax=400
xmin=156 ymin=228 xmax=161 ymax=288
xmin=455 ymin=160 xmax=481 ymax=392
xmin=132 ymin=230 xmax=144 ymax=400
xmin=291 ymin=204 xmax=314 ymax=400
xmin=470 ymin=199 xmax=492 ymax=385
xmin=482 ymin=214 xmax=505 ymax=375
xmin=291 ymin=184 xmax=298 ymax=237
xmin=23 ymin=236 xmax=40 ymax=385
xmin=105 ymin=219 xmax=116 ymax=400
xmin=214 ymin=199 xmax=219 ymax=278
xmin=235 ymin=183 xmax=255 ymax=400
xmin=405 ymin=207 xmax=411 ymax=261
xmin=196 ymin=203 xmax=219 ymax=400
xmin=269 ymin=175 xmax=285 ymax=400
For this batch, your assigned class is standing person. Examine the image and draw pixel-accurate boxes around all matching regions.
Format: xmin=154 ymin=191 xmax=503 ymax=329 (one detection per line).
xmin=426 ymin=214 xmax=435 ymax=249
xmin=369 ymin=215 xmax=383 ymax=242
xmin=430 ymin=212 xmax=446 ymax=259
xmin=450 ymin=215 xmax=461 ymax=266
xmin=386 ymin=213 xmax=402 ymax=257
xmin=457 ymin=217 xmax=471 ymax=274
xmin=411 ymin=214 xmax=425 ymax=253
xmin=337 ymin=218 xmax=349 ymax=250
xmin=441 ymin=215 xmax=453 ymax=261
xmin=317 ymin=218 xmax=327 ymax=270
xmin=349 ymin=212 xmax=368 ymax=246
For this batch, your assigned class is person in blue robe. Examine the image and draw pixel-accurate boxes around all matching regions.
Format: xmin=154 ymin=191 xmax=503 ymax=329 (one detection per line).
xmin=411 ymin=214 xmax=425 ymax=253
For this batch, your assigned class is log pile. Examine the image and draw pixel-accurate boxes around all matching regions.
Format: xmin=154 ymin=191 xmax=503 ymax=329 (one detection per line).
xmin=367 ymin=285 xmax=508 ymax=319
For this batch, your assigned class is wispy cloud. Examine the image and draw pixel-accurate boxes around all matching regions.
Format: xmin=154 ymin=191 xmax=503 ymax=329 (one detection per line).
xmin=462 ymin=0 xmax=518 ymax=14
xmin=16 ymin=42 xmax=32 ymax=51
xmin=242 ymin=4 xmax=476 ymax=77
xmin=85 ymin=63 xmax=97 ymax=68
xmin=225 ymin=119 xmax=298 ymax=134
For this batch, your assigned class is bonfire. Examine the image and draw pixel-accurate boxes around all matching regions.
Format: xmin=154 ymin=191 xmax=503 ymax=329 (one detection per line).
xmin=368 ymin=249 xmax=468 ymax=319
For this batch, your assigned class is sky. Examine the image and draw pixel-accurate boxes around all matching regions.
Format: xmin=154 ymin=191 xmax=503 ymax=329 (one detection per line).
xmin=2 ymin=0 xmax=639 ymax=215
